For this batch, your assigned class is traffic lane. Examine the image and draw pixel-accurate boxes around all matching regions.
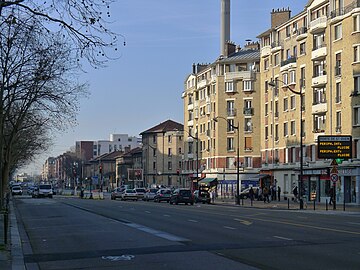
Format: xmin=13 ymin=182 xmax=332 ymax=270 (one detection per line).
xmin=15 ymin=198 xmax=260 ymax=270
xmin=59 ymin=198 xmax=360 ymax=269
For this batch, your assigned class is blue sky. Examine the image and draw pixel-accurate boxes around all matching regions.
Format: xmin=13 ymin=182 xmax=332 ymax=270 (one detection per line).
xmin=25 ymin=0 xmax=307 ymax=173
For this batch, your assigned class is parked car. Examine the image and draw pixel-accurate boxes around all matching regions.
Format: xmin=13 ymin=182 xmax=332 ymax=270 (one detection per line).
xmin=193 ymin=190 xmax=211 ymax=204
xmin=32 ymin=184 xmax=53 ymax=198
xmin=11 ymin=185 xmax=23 ymax=196
xmin=121 ymin=189 xmax=138 ymax=201
xmin=170 ymin=188 xmax=194 ymax=205
xmin=134 ymin=188 xmax=146 ymax=200
xmin=111 ymin=187 xmax=123 ymax=200
xmin=239 ymin=187 xmax=260 ymax=199
xmin=144 ymin=188 xmax=158 ymax=201
xmin=154 ymin=189 xmax=171 ymax=203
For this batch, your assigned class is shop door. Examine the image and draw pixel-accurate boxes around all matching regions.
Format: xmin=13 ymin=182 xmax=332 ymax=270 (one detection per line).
xmin=344 ymin=176 xmax=351 ymax=203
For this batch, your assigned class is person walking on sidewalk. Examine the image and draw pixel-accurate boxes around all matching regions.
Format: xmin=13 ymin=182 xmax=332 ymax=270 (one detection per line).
xmin=329 ymin=187 xmax=334 ymax=205
xmin=277 ymin=186 xmax=281 ymax=201
xmin=263 ymin=187 xmax=270 ymax=203
xmin=293 ymin=186 xmax=298 ymax=202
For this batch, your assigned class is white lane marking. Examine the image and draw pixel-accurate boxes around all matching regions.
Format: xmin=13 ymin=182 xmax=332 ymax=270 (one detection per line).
xmin=102 ymin=255 xmax=135 ymax=261
xmin=347 ymin=222 xmax=360 ymax=226
xmin=273 ymin=236 xmax=293 ymax=241
xmin=223 ymin=226 xmax=236 ymax=230
xmin=126 ymin=223 xmax=190 ymax=242
xmin=163 ymin=214 xmax=170 ymax=217
xmin=234 ymin=218 xmax=252 ymax=226
xmin=188 ymin=219 xmax=198 ymax=223
xmin=145 ymin=211 xmax=151 ymax=214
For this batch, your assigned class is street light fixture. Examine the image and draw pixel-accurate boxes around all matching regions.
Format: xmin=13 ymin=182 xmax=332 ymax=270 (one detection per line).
xmin=268 ymin=79 xmax=304 ymax=210
xmin=213 ymin=116 xmax=240 ymax=205
xmin=183 ymin=129 xmax=199 ymax=191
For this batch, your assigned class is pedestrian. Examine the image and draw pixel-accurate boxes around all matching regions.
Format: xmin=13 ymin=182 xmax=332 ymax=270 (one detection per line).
xmin=263 ymin=187 xmax=270 ymax=203
xmin=293 ymin=186 xmax=298 ymax=202
xmin=277 ymin=186 xmax=281 ymax=201
xmin=249 ymin=187 xmax=254 ymax=201
xmin=329 ymin=187 xmax=334 ymax=205
xmin=258 ymin=187 xmax=262 ymax=201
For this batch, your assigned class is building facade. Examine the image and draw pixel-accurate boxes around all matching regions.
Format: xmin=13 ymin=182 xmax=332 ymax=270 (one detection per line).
xmin=257 ymin=0 xmax=360 ymax=204
xmin=141 ymin=120 xmax=184 ymax=188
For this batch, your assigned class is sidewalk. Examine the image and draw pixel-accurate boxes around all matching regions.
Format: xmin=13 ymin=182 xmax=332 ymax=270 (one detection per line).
xmin=213 ymin=196 xmax=360 ymax=213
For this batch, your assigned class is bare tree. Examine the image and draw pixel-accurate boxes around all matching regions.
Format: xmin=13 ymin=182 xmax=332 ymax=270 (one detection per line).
xmin=0 ymin=0 xmax=124 ymax=67
xmin=0 ymin=12 xmax=88 ymax=208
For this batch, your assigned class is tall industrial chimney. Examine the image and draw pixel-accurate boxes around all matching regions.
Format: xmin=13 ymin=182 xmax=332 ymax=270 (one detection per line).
xmin=220 ymin=0 xmax=230 ymax=56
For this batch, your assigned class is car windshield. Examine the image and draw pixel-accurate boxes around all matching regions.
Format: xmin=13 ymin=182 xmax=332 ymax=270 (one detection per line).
xmin=149 ymin=189 xmax=157 ymax=193
xmin=161 ymin=190 xmax=171 ymax=194
xmin=126 ymin=190 xmax=135 ymax=193
xmin=12 ymin=186 xmax=21 ymax=190
xmin=135 ymin=189 xmax=146 ymax=193
xmin=179 ymin=190 xmax=191 ymax=196
xmin=39 ymin=185 xmax=51 ymax=189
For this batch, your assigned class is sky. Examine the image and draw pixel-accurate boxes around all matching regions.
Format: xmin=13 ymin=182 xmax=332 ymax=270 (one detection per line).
xmin=24 ymin=0 xmax=308 ymax=174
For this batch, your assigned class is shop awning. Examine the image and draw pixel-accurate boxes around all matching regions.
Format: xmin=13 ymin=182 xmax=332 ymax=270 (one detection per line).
xmin=246 ymin=174 xmax=270 ymax=181
xmin=198 ymin=178 xmax=218 ymax=185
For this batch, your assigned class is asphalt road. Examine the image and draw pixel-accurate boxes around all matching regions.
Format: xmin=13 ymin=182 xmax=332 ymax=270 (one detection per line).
xmin=13 ymin=196 xmax=360 ymax=270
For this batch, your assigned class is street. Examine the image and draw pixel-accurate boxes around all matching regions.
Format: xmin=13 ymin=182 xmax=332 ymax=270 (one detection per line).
xmin=13 ymin=196 xmax=360 ymax=270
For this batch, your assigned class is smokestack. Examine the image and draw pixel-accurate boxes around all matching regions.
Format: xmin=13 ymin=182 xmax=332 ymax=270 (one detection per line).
xmin=220 ymin=0 xmax=230 ymax=56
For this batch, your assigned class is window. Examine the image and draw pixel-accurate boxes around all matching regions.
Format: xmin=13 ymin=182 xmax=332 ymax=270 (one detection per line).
xmin=153 ymin=148 xmax=156 ymax=157
xmin=335 ymin=53 xmax=341 ymax=76
xmin=291 ymin=120 xmax=296 ymax=135
xmin=300 ymin=67 xmax=306 ymax=88
xmin=244 ymin=118 xmax=252 ymax=132
xmin=282 ymin=73 xmax=288 ymax=85
xmin=153 ymin=162 xmax=156 ymax=170
xmin=168 ymin=135 xmax=172 ymax=143
xmin=153 ymin=135 xmax=157 ymax=144
xmin=244 ymin=157 xmax=253 ymax=168
xmin=286 ymin=25 xmax=291 ymax=37
xmin=334 ymin=23 xmax=342 ymax=40
xmin=225 ymin=81 xmax=234 ymax=92
xmin=313 ymin=33 xmax=325 ymax=50
xmin=300 ymin=42 xmax=306 ymax=55
xmin=354 ymin=14 xmax=360 ymax=32
xmin=293 ymin=45 xmax=297 ymax=58
xmin=284 ymin=122 xmax=288 ymax=137
xmin=274 ymin=53 xmax=280 ymax=66
xmin=265 ymin=81 xmax=269 ymax=93
xmin=227 ymin=100 xmax=235 ymax=116
xmin=168 ymin=161 xmax=172 ymax=170
xmin=227 ymin=119 xmax=235 ymax=132
xmin=226 ymin=157 xmax=235 ymax=169
xmin=245 ymin=137 xmax=252 ymax=150
xmin=354 ymin=107 xmax=360 ymax=126
xmin=178 ymin=147 xmax=182 ymax=154
xmin=227 ymin=137 xmax=234 ymax=151
xmin=313 ymin=114 xmax=326 ymax=131
xmin=283 ymin=97 xmax=288 ymax=111
xmin=274 ymin=100 xmax=279 ymax=117
xmin=355 ymin=76 xmax=360 ymax=95
xmin=313 ymin=60 xmax=326 ymax=77
xmin=290 ymin=96 xmax=296 ymax=110
xmin=265 ymin=103 xmax=268 ymax=116
xmin=354 ymin=44 xmax=360 ymax=63
xmin=265 ymin=126 xmax=269 ymax=140
xmin=168 ymin=148 xmax=172 ymax=156
xmin=286 ymin=49 xmax=291 ymax=59
xmin=335 ymin=82 xmax=341 ymax=103
xmin=336 ymin=111 xmax=341 ymax=132
xmin=289 ymin=70 xmax=296 ymax=84
xmin=313 ymin=87 xmax=326 ymax=104
xmin=243 ymin=80 xmax=253 ymax=91
xmin=275 ymin=124 xmax=279 ymax=141
xmin=264 ymin=58 xmax=269 ymax=70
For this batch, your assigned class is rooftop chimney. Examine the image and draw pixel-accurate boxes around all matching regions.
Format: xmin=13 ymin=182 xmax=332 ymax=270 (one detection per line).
xmin=220 ymin=0 xmax=230 ymax=56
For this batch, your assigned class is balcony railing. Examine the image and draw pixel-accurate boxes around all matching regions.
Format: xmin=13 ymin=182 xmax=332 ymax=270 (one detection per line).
xmin=330 ymin=0 xmax=360 ymax=19
xmin=296 ymin=27 xmax=308 ymax=36
xmin=243 ymin=107 xmax=254 ymax=115
xmin=271 ymin=41 xmax=283 ymax=49
xmin=281 ymin=56 xmax=296 ymax=67
xmin=312 ymin=43 xmax=326 ymax=51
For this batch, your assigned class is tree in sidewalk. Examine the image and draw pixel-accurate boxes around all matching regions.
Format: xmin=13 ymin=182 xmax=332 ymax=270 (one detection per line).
xmin=0 ymin=0 xmax=124 ymax=67
xmin=0 ymin=12 xmax=88 ymax=209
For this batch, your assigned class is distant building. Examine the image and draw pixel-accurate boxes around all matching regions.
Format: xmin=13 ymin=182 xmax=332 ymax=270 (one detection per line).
xmin=141 ymin=120 xmax=184 ymax=187
xmin=41 ymin=157 xmax=55 ymax=181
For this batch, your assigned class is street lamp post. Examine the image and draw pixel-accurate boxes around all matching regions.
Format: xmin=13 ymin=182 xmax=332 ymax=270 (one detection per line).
xmin=213 ymin=116 xmax=240 ymax=205
xmin=269 ymin=79 xmax=304 ymax=210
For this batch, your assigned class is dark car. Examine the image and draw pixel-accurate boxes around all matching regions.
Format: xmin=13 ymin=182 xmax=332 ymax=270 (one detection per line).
xmin=154 ymin=189 xmax=171 ymax=202
xmin=170 ymin=188 xmax=194 ymax=205
xmin=193 ymin=190 xmax=211 ymax=204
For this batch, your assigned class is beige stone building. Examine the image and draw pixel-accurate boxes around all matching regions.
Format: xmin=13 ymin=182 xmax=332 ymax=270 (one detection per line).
xmin=257 ymin=0 xmax=360 ymax=204
xmin=140 ymin=120 xmax=184 ymax=187
xmin=182 ymin=42 xmax=263 ymax=196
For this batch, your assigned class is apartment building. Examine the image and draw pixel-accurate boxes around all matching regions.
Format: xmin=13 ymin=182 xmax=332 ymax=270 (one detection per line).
xmin=140 ymin=120 xmax=184 ymax=187
xmin=41 ymin=157 xmax=55 ymax=181
xmin=257 ymin=0 xmax=360 ymax=204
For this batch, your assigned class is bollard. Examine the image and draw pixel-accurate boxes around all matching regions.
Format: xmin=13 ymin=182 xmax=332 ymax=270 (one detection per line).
xmin=313 ymin=199 xmax=316 ymax=211
xmin=287 ymin=198 xmax=290 ymax=209
xmin=326 ymin=199 xmax=328 ymax=211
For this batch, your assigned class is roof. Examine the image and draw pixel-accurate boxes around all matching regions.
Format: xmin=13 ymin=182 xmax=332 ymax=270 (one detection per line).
xmin=140 ymin=119 xmax=184 ymax=135
xmin=217 ymin=49 xmax=260 ymax=64
xmin=92 ymin=150 xmax=124 ymax=162
xmin=122 ymin=147 xmax=142 ymax=157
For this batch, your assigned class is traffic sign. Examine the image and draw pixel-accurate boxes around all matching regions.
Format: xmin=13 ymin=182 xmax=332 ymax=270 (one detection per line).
xmin=330 ymin=159 xmax=338 ymax=166
xmin=318 ymin=136 xmax=352 ymax=159
xmin=330 ymin=173 xmax=338 ymax=183
xmin=330 ymin=166 xmax=338 ymax=174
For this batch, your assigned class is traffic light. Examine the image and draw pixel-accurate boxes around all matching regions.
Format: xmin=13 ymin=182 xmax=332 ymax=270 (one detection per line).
xmin=176 ymin=169 xmax=180 ymax=175
xmin=99 ymin=165 xmax=102 ymax=174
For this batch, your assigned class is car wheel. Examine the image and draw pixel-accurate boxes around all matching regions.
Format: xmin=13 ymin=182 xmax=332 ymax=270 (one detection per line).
xmin=170 ymin=201 xmax=173 ymax=205
xmin=191 ymin=202 xmax=194 ymax=205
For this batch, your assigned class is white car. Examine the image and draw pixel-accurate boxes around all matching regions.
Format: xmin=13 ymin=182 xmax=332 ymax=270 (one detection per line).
xmin=144 ymin=188 xmax=158 ymax=201
xmin=11 ymin=186 xmax=23 ymax=196
xmin=32 ymin=184 xmax=53 ymax=198
xmin=121 ymin=189 xmax=138 ymax=201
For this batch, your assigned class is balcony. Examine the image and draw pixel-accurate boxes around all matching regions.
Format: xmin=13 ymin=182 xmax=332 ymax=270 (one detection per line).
xmin=187 ymin=103 xmax=194 ymax=111
xmin=330 ymin=1 xmax=360 ymax=24
xmin=225 ymin=70 xmax=253 ymax=81
xmin=197 ymin=79 xmax=209 ymax=89
xmin=243 ymin=107 xmax=254 ymax=115
xmin=187 ymin=153 xmax=194 ymax=159
xmin=187 ymin=119 xmax=194 ymax=127
xmin=309 ymin=16 xmax=327 ymax=34
xmin=296 ymin=27 xmax=308 ymax=41
xmin=311 ymin=44 xmax=327 ymax=61
xmin=261 ymin=45 xmax=271 ymax=58
xmin=312 ymin=74 xmax=327 ymax=88
xmin=280 ymin=56 xmax=297 ymax=72
xmin=312 ymin=102 xmax=328 ymax=114
xmin=271 ymin=41 xmax=283 ymax=53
